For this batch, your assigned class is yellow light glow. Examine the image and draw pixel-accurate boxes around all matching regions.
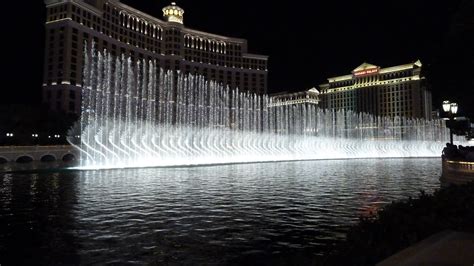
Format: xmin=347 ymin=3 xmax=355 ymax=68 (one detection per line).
xmin=446 ymin=160 xmax=474 ymax=166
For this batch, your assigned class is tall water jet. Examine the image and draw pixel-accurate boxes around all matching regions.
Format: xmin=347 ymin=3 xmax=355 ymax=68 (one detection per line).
xmin=68 ymin=45 xmax=461 ymax=169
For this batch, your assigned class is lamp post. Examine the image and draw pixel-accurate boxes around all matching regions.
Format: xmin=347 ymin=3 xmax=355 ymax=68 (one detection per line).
xmin=442 ymin=101 xmax=458 ymax=145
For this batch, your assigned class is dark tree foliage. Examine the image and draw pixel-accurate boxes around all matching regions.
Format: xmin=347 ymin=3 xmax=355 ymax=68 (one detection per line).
xmin=322 ymin=182 xmax=474 ymax=265
xmin=0 ymin=104 xmax=77 ymax=146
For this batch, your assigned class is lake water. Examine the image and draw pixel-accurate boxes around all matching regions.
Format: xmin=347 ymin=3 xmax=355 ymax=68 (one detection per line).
xmin=0 ymin=158 xmax=441 ymax=265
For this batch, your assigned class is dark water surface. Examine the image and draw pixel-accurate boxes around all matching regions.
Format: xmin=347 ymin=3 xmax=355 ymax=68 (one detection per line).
xmin=0 ymin=158 xmax=441 ymax=265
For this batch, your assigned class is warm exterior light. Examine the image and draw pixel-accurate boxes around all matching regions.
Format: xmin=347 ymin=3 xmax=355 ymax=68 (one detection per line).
xmin=450 ymin=103 xmax=458 ymax=114
xmin=162 ymin=2 xmax=184 ymax=24
xmin=442 ymin=100 xmax=451 ymax=112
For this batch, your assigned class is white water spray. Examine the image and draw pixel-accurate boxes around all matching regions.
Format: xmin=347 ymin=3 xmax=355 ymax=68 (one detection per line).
xmin=69 ymin=45 xmax=459 ymax=169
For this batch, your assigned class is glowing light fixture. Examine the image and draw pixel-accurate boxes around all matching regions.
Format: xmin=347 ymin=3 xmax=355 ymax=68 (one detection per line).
xmin=162 ymin=2 xmax=184 ymax=24
xmin=450 ymin=103 xmax=458 ymax=115
xmin=442 ymin=100 xmax=451 ymax=112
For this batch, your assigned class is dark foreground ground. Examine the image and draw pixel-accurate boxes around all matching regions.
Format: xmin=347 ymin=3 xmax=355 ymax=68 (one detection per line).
xmin=319 ymin=181 xmax=474 ymax=265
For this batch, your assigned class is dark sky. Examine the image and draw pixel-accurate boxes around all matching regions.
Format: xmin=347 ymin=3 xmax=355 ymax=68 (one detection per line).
xmin=3 ymin=0 xmax=474 ymax=117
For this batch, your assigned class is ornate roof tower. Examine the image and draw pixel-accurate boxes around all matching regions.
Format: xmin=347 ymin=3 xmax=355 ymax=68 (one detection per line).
xmin=162 ymin=2 xmax=184 ymax=24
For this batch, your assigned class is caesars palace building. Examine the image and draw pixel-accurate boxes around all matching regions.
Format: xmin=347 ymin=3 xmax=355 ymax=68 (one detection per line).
xmin=269 ymin=61 xmax=432 ymax=120
xmin=318 ymin=61 xmax=432 ymax=119
xmin=43 ymin=0 xmax=268 ymax=114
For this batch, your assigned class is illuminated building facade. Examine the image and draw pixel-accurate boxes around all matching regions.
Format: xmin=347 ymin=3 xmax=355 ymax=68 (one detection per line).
xmin=319 ymin=61 xmax=432 ymax=119
xmin=43 ymin=0 xmax=268 ymax=114
xmin=269 ymin=88 xmax=320 ymax=107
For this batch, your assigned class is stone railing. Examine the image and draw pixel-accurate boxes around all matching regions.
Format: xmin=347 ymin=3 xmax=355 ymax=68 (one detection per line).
xmin=0 ymin=145 xmax=78 ymax=163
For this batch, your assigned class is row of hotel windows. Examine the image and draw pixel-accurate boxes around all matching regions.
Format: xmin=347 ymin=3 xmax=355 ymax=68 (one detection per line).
xmin=46 ymin=100 xmax=77 ymax=113
xmin=45 ymin=57 xmax=265 ymax=94
xmin=183 ymin=36 xmax=228 ymax=54
xmin=49 ymin=4 xmax=248 ymax=57
xmin=182 ymin=49 xmax=266 ymax=70
xmin=48 ymin=3 xmax=267 ymax=70
xmin=328 ymin=84 xmax=414 ymax=98
xmin=325 ymin=101 xmax=416 ymax=117
xmin=106 ymin=4 xmax=240 ymax=57
xmin=330 ymin=70 xmax=415 ymax=88
xmin=45 ymin=89 xmax=77 ymax=112
xmin=46 ymin=28 xmax=265 ymax=86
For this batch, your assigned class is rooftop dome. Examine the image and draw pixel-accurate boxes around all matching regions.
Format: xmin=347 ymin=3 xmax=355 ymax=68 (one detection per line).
xmin=162 ymin=2 xmax=184 ymax=24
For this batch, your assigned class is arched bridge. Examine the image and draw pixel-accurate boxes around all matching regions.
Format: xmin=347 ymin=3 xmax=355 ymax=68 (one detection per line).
xmin=0 ymin=145 xmax=78 ymax=164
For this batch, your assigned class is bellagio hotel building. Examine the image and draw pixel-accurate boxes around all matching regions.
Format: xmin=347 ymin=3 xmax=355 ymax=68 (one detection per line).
xmin=43 ymin=0 xmax=268 ymax=114
xmin=319 ymin=61 xmax=432 ymax=119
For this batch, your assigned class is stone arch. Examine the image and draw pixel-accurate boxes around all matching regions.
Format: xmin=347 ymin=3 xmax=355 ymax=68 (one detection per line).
xmin=0 ymin=157 xmax=8 ymax=164
xmin=40 ymin=154 xmax=57 ymax=162
xmin=16 ymin=155 xmax=33 ymax=164
xmin=62 ymin=154 xmax=76 ymax=162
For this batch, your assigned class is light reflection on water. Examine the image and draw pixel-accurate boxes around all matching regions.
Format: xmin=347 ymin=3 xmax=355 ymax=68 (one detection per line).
xmin=0 ymin=158 xmax=441 ymax=265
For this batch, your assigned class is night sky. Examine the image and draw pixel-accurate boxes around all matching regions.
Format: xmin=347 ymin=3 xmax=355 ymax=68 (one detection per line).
xmin=3 ymin=0 xmax=474 ymax=118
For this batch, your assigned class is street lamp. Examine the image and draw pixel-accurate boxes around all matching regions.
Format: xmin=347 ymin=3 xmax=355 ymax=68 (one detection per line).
xmin=450 ymin=103 xmax=458 ymax=115
xmin=442 ymin=100 xmax=459 ymax=145
xmin=442 ymin=101 xmax=451 ymax=113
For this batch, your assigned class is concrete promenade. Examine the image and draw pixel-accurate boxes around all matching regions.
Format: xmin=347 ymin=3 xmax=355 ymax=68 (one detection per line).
xmin=377 ymin=230 xmax=474 ymax=266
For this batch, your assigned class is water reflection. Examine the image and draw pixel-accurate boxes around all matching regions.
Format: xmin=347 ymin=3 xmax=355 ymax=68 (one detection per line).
xmin=0 ymin=159 xmax=440 ymax=264
xmin=0 ymin=172 xmax=80 ymax=265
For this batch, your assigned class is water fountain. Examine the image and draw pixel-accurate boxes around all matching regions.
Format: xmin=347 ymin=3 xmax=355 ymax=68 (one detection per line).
xmin=69 ymin=45 xmax=456 ymax=169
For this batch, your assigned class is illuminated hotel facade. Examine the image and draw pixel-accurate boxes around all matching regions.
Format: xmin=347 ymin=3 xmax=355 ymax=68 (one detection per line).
xmin=319 ymin=61 xmax=432 ymax=119
xmin=43 ymin=0 xmax=268 ymax=114
xmin=269 ymin=88 xmax=320 ymax=107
